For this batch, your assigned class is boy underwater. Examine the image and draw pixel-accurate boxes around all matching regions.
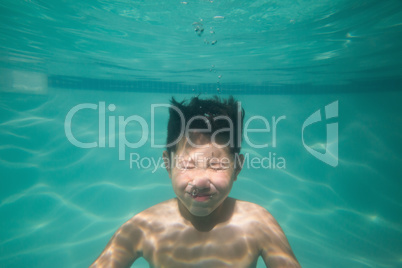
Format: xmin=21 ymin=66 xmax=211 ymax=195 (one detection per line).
xmin=91 ymin=96 xmax=300 ymax=268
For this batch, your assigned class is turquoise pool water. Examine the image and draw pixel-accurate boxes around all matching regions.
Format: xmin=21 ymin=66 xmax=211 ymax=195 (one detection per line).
xmin=1 ymin=1 xmax=402 ymax=267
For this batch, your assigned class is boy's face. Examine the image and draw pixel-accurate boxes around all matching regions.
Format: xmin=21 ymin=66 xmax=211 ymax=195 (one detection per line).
xmin=163 ymin=134 xmax=242 ymax=217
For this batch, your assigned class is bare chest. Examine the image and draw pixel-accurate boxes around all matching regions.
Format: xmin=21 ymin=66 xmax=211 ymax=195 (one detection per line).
xmin=141 ymin=225 xmax=260 ymax=268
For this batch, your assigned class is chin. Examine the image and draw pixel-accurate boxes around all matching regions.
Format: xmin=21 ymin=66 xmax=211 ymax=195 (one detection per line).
xmin=188 ymin=203 xmax=220 ymax=217
xmin=190 ymin=209 xmax=212 ymax=217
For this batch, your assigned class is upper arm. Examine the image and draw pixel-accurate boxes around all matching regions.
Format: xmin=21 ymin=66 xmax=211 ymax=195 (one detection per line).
xmin=258 ymin=211 xmax=301 ymax=268
xmin=90 ymin=219 xmax=144 ymax=268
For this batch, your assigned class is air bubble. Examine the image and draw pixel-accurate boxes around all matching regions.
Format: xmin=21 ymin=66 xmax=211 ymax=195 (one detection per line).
xmin=192 ymin=188 xmax=199 ymax=197
xmin=193 ymin=21 xmax=204 ymax=36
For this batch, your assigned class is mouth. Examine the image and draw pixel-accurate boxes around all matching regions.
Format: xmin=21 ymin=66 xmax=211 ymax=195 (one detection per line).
xmin=188 ymin=189 xmax=213 ymax=202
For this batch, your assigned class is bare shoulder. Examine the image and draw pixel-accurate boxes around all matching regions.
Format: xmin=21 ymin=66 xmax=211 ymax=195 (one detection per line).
xmin=129 ymin=198 xmax=180 ymax=233
xmin=134 ymin=199 xmax=179 ymax=223
xmin=90 ymin=199 xmax=178 ymax=268
xmin=233 ymin=199 xmax=288 ymax=242
xmin=233 ymin=200 xmax=301 ymax=267
xmin=233 ymin=199 xmax=278 ymax=225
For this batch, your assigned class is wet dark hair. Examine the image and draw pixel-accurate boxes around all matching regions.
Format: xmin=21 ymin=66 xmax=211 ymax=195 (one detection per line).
xmin=166 ymin=96 xmax=244 ymax=155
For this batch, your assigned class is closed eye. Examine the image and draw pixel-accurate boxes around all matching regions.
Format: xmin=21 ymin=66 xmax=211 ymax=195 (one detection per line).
xmin=178 ymin=161 xmax=195 ymax=170
xmin=209 ymin=162 xmax=229 ymax=170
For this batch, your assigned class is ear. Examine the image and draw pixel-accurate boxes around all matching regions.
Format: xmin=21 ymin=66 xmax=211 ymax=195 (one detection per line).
xmin=162 ymin=151 xmax=172 ymax=178
xmin=233 ymin=153 xmax=244 ymax=181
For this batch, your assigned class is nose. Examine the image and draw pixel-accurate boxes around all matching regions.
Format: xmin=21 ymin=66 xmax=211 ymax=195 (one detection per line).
xmin=191 ymin=176 xmax=210 ymax=191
